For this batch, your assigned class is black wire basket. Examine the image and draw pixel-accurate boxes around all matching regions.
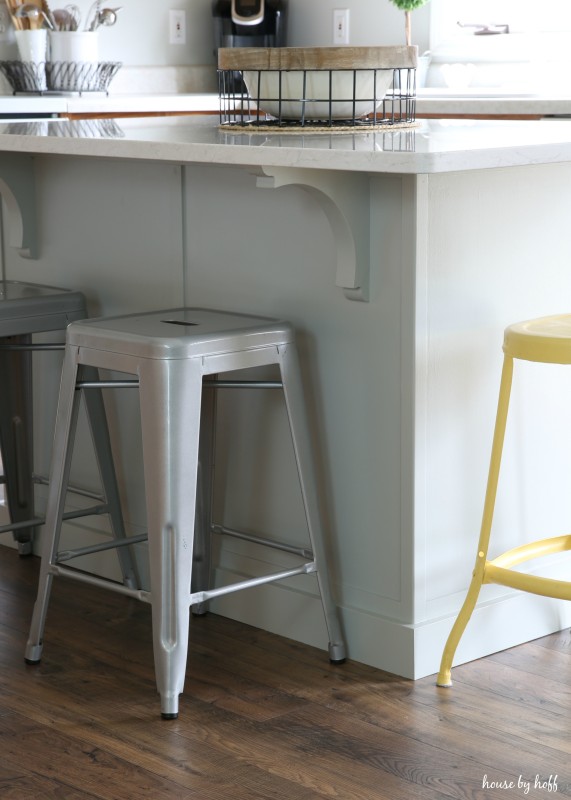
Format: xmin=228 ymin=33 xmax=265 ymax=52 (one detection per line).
xmin=0 ymin=61 xmax=122 ymax=94
xmin=218 ymin=46 xmax=417 ymax=131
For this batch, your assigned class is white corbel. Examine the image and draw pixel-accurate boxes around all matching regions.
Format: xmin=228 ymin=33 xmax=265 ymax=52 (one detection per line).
xmin=256 ymin=165 xmax=371 ymax=302
xmin=0 ymin=154 xmax=38 ymax=259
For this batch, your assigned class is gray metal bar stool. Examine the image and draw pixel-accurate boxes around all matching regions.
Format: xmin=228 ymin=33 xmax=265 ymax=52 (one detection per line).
xmin=25 ymin=307 xmax=346 ymax=718
xmin=0 ymin=280 xmax=137 ymax=588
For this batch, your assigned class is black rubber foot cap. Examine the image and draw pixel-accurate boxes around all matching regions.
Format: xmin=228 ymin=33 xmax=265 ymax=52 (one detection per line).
xmin=24 ymin=658 xmax=41 ymax=665
xmin=161 ymin=712 xmax=178 ymax=720
xmin=330 ymin=658 xmax=347 ymax=666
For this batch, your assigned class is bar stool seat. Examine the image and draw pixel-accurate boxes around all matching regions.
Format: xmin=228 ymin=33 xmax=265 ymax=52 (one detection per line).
xmin=25 ymin=307 xmax=347 ymax=718
xmin=438 ymin=313 xmax=571 ymax=688
xmin=0 ymin=280 xmax=135 ymax=585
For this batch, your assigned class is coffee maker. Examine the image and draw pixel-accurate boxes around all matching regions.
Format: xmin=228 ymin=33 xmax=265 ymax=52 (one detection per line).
xmin=212 ymin=0 xmax=287 ymax=51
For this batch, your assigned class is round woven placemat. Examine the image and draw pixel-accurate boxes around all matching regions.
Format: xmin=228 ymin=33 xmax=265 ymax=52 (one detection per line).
xmin=219 ymin=120 xmax=420 ymax=134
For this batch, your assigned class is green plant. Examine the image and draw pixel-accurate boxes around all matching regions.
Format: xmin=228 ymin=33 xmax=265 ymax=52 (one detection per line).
xmin=389 ymin=0 xmax=430 ymax=46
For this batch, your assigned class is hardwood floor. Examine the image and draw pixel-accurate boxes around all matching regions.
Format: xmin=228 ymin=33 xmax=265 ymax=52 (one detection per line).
xmin=0 ymin=545 xmax=570 ymax=799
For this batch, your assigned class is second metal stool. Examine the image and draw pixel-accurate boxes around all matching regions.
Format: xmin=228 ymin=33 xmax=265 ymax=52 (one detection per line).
xmin=0 ymin=280 xmax=137 ymax=585
xmin=25 ymin=307 xmax=347 ymax=718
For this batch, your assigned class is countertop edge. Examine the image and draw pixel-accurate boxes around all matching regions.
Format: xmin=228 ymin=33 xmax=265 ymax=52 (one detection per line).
xmin=3 ymin=118 xmax=571 ymax=176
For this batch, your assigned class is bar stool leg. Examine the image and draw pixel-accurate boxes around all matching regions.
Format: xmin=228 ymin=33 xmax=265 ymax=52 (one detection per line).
xmin=191 ymin=380 xmax=216 ymax=617
xmin=25 ymin=346 xmax=83 ymax=663
xmin=81 ymin=366 xmax=138 ymax=590
xmin=138 ymin=358 xmax=203 ymax=719
xmin=437 ymin=355 xmax=514 ymax=687
xmin=279 ymin=343 xmax=346 ymax=663
xmin=0 ymin=334 xmax=36 ymax=555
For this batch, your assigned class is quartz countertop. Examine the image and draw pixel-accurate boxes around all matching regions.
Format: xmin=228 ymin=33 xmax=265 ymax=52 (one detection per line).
xmin=2 ymin=115 xmax=571 ymax=175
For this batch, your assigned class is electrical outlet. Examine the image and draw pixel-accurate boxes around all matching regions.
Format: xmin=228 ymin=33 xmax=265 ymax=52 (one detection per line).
xmin=169 ymin=10 xmax=186 ymax=45
xmin=333 ymin=9 xmax=349 ymax=45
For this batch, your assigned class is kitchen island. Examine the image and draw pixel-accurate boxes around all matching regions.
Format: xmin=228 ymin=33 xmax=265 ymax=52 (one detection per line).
xmin=2 ymin=115 xmax=571 ymax=680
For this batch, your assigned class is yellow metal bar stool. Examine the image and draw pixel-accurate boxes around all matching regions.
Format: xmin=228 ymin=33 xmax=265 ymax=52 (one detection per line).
xmin=438 ymin=314 xmax=571 ymax=687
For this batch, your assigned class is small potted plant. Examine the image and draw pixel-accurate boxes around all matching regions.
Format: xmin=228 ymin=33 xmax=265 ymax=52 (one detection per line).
xmin=389 ymin=0 xmax=430 ymax=47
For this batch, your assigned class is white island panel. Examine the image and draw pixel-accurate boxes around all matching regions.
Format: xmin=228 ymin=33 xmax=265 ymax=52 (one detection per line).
xmin=1 ymin=117 xmax=571 ymax=679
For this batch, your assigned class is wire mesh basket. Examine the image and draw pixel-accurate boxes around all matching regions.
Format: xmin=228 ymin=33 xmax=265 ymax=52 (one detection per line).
xmin=218 ymin=46 xmax=417 ymax=131
xmin=0 ymin=61 xmax=122 ymax=94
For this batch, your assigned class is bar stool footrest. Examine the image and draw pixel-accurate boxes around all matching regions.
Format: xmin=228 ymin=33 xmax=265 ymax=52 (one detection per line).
xmin=55 ymin=532 xmax=148 ymax=564
xmin=211 ymin=522 xmax=314 ymax=559
xmin=0 ymin=517 xmax=44 ymax=535
xmin=489 ymin=534 xmax=571 ymax=568
xmin=484 ymin=534 xmax=571 ymax=600
xmin=485 ymin=565 xmax=571 ymax=601
xmin=0 ymin=476 xmax=111 ymax=537
xmin=0 ymin=504 xmax=108 ymax=536
xmin=48 ymin=563 xmax=151 ymax=602
xmin=189 ymin=561 xmax=317 ymax=607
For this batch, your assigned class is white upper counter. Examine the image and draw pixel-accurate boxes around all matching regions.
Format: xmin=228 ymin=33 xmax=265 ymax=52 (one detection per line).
xmin=0 ymin=93 xmax=220 ymax=117
xmin=415 ymin=89 xmax=571 ymax=118
xmin=2 ymin=115 xmax=571 ymax=175
xmin=2 ymin=89 xmax=571 ymax=120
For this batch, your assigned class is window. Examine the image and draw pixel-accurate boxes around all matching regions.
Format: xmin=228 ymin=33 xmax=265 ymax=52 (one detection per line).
xmin=431 ymin=0 xmax=571 ymax=46
xmin=427 ymin=0 xmax=570 ymax=89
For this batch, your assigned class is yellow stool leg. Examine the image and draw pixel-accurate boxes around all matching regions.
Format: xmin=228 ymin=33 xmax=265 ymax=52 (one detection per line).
xmin=437 ymin=354 xmax=514 ymax=687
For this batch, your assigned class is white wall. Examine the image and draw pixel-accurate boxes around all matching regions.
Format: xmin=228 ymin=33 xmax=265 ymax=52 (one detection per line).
xmin=287 ymin=0 xmax=430 ymax=52
xmin=0 ymin=0 xmax=431 ymax=66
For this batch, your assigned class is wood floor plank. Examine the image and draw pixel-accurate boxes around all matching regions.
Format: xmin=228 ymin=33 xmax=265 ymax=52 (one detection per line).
xmin=489 ymin=638 xmax=571 ymax=683
xmin=446 ymin=651 xmax=571 ymax=718
xmin=0 ymin=713 xmax=202 ymax=800
xmin=0 ymin=709 xmax=298 ymax=800
xmin=533 ymin=628 xmax=571 ymax=653
xmin=0 ymin=777 xmax=102 ymax=800
xmin=174 ymin=695 xmax=474 ymax=800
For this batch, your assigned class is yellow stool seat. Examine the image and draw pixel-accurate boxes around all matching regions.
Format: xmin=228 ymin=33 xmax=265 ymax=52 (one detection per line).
xmin=504 ymin=313 xmax=571 ymax=363
xmin=437 ymin=313 xmax=571 ymax=688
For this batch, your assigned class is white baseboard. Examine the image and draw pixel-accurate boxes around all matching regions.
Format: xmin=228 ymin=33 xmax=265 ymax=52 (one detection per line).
xmin=8 ymin=515 xmax=571 ymax=682
xmin=210 ymin=565 xmax=571 ymax=680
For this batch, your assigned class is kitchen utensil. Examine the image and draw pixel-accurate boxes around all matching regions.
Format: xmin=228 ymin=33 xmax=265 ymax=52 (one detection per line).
xmin=52 ymin=8 xmax=73 ymax=30
xmin=13 ymin=0 xmax=45 ymax=27
xmin=42 ymin=0 xmax=57 ymax=30
xmin=14 ymin=3 xmax=54 ymax=29
xmin=63 ymin=3 xmax=81 ymax=30
xmin=93 ymin=7 xmax=121 ymax=29
xmin=84 ymin=0 xmax=101 ymax=31
xmin=52 ymin=9 xmax=66 ymax=29
xmin=5 ymin=0 xmax=25 ymax=30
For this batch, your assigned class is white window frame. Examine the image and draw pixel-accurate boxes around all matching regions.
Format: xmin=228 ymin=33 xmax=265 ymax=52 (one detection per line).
xmin=431 ymin=0 xmax=571 ymax=48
